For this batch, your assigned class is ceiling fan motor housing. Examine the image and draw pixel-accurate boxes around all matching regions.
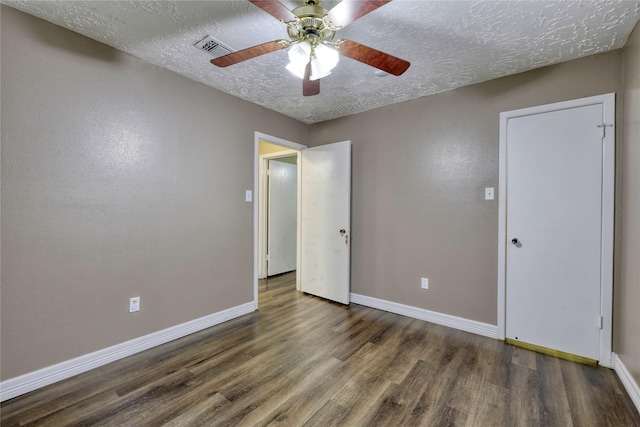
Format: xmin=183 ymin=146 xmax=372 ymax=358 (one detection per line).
xmin=288 ymin=4 xmax=338 ymax=46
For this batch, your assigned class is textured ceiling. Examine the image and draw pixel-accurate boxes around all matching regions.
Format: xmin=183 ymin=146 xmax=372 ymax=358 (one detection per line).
xmin=4 ymin=1 xmax=640 ymax=124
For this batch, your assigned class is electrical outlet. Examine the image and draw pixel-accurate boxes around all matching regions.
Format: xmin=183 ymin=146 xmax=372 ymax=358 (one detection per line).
xmin=421 ymin=277 xmax=429 ymax=289
xmin=485 ymin=187 xmax=495 ymax=200
xmin=129 ymin=296 xmax=140 ymax=313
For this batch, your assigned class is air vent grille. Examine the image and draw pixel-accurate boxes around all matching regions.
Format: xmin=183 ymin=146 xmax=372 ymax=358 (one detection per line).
xmin=194 ymin=35 xmax=234 ymax=58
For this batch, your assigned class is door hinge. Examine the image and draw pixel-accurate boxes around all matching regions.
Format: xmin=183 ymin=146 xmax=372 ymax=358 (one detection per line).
xmin=597 ymin=124 xmax=613 ymax=139
xmin=266 ymin=254 xmax=270 ymax=261
xmin=599 ymin=315 xmax=604 ymax=330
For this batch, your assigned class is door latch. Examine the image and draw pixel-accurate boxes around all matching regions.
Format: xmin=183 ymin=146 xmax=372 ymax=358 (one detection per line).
xmin=339 ymin=228 xmax=349 ymax=245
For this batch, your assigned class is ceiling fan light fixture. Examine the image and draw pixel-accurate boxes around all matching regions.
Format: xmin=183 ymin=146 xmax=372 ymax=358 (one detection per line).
xmin=288 ymin=41 xmax=312 ymax=65
xmin=286 ymin=61 xmax=306 ymax=79
xmin=311 ymin=43 xmax=339 ymax=80
xmin=287 ymin=41 xmax=312 ymax=79
xmin=287 ymin=41 xmax=339 ymax=81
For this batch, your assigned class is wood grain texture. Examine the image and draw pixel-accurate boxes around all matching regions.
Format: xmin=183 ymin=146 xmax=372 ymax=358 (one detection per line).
xmin=211 ymin=40 xmax=287 ymax=67
xmin=303 ymin=62 xmax=320 ymax=96
xmin=249 ymin=0 xmax=297 ymax=22
xmin=335 ymin=38 xmax=410 ymax=76
xmin=327 ymin=0 xmax=392 ymax=28
xmin=2 ymin=272 xmax=639 ymax=426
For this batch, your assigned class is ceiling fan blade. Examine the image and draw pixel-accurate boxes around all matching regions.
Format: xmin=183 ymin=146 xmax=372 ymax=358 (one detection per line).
xmin=335 ymin=39 xmax=410 ymax=76
xmin=249 ymin=0 xmax=297 ymax=22
xmin=211 ymin=40 xmax=287 ymax=67
xmin=327 ymin=0 xmax=392 ymax=28
xmin=303 ymin=62 xmax=320 ymax=96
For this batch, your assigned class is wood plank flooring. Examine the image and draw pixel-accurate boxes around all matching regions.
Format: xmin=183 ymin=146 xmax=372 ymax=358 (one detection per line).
xmin=2 ymin=272 xmax=639 ymax=426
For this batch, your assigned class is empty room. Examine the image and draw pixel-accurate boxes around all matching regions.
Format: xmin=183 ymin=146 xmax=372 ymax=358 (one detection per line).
xmin=1 ymin=1 xmax=640 ymax=425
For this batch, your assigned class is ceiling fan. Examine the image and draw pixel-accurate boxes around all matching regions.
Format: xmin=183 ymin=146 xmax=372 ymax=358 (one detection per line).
xmin=210 ymin=0 xmax=410 ymax=96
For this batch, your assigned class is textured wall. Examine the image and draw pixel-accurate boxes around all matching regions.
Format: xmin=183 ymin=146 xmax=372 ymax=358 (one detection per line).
xmin=309 ymin=52 xmax=622 ymax=325
xmin=0 ymin=6 xmax=307 ymax=380
xmin=619 ymin=22 xmax=640 ymax=386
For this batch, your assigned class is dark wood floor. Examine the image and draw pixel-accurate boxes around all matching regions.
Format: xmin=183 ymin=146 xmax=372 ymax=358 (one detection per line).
xmin=2 ymin=272 xmax=639 ymax=426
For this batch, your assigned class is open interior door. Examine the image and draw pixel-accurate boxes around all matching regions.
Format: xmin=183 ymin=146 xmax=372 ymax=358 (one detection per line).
xmin=267 ymin=158 xmax=297 ymax=276
xmin=300 ymin=141 xmax=351 ymax=304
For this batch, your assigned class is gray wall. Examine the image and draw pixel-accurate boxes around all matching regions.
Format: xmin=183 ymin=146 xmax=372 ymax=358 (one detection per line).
xmin=0 ymin=6 xmax=307 ymax=380
xmin=619 ymin=22 xmax=640 ymax=386
xmin=309 ymin=51 xmax=622 ymax=326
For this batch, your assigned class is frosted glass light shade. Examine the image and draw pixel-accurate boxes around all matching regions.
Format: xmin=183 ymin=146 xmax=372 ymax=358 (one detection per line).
xmin=288 ymin=41 xmax=312 ymax=66
xmin=286 ymin=61 xmax=306 ymax=79
xmin=310 ymin=44 xmax=339 ymax=81
xmin=286 ymin=41 xmax=339 ymax=80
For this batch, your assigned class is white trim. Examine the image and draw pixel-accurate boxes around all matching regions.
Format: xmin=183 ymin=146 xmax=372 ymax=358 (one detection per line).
xmin=599 ymin=93 xmax=615 ymax=367
xmin=0 ymin=302 xmax=255 ymax=402
xmin=350 ymin=293 xmax=498 ymax=339
xmin=613 ymin=353 xmax=640 ymax=414
xmin=253 ymin=132 xmax=306 ymax=303
xmin=497 ymin=110 xmax=507 ymax=340
xmin=497 ymin=93 xmax=615 ymax=365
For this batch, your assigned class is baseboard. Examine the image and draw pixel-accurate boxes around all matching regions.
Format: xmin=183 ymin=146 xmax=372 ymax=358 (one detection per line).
xmin=0 ymin=301 xmax=256 ymax=402
xmin=613 ymin=353 xmax=640 ymax=414
xmin=350 ymin=293 xmax=498 ymax=339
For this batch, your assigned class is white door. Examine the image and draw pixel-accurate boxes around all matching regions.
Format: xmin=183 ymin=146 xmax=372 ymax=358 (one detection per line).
xmin=267 ymin=158 xmax=297 ymax=276
xmin=504 ymin=98 xmax=613 ymax=361
xmin=300 ymin=141 xmax=351 ymax=304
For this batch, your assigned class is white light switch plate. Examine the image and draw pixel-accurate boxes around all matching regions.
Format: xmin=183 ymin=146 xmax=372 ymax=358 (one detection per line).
xmin=485 ymin=187 xmax=495 ymax=200
xmin=245 ymin=190 xmax=252 ymax=202
xmin=129 ymin=297 xmax=140 ymax=313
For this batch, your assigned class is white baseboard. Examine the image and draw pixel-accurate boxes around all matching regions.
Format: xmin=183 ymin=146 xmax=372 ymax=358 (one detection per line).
xmin=350 ymin=293 xmax=498 ymax=339
xmin=0 ymin=301 xmax=256 ymax=402
xmin=613 ymin=353 xmax=640 ymax=414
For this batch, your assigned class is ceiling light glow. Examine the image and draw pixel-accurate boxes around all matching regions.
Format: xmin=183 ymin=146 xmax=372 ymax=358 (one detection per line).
xmin=286 ymin=41 xmax=339 ymax=81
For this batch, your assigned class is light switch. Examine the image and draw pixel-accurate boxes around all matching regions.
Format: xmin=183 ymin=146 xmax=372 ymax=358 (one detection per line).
xmin=485 ymin=187 xmax=495 ymax=200
xmin=245 ymin=190 xmax=252 ymax=202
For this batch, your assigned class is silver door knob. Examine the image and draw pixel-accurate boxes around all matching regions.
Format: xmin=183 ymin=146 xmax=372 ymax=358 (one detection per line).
xmin=339 ymin=229 xmax=346 ymax=235
xmin=511 ymin=238 xmax=522 ymax=248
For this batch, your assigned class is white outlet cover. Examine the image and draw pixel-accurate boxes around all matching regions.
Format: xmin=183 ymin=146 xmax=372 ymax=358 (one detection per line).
xmin=129 ymin=297 xmax=140 ymax=313
xmin=485 ymin=187 xmax=495 ymax=200
xmin=421 ymin=278 xmax=429 ymax=289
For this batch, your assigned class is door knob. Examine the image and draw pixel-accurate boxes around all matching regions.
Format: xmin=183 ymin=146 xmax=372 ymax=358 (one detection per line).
xmin=339 ymin=229 xmax=346 ymax=235
xmin=511 ymin=238 xmax=522 ymax=248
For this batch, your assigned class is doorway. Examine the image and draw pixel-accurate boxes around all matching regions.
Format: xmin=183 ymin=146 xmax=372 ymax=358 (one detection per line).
xmin=254 ymin=133 xmax=306 ymax=305
xmin=497 ymin=93 xmax=615 ymax=366
xmin=258 ymin=143 xmax=300 ymax=279
xmin=253 ymin=132 xmax=353 ymax=307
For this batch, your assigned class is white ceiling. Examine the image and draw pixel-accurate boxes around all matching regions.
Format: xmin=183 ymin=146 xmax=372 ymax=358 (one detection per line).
xmin=4 ymin=1 xmax=640 ymax=124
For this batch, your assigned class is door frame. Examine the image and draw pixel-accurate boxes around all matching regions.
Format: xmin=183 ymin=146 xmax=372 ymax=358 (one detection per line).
xmin=259 ymin=150 xmax=299 ymax=279
xmin=254 ymin=132 xmax=307 ymax=307
xmin=497 ymin=93 xmax=615 ymax=367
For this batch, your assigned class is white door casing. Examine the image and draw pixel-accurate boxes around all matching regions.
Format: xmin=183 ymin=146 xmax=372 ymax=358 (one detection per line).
xmin=300 ymin=141 xmax=352 ymax=305
xmin=267 ymin=159 xmax=297 ymax=276
xmin=497 ymin=93 xmax=615 ymax=366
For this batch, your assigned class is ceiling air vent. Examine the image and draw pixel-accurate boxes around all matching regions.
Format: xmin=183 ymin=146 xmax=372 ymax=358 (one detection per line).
xmin=194 ymin=35 xmax=234 ymax=59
